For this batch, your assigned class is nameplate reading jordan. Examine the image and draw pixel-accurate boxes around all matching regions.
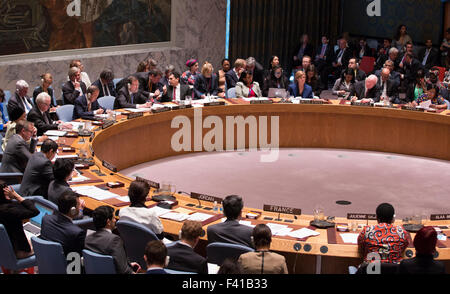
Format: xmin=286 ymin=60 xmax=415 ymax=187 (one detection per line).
xmin=263 ymin=205 xmax=301 ymax=215
xmin=135 ymin=176 xmax=160 ymax=190
xmin=347 ymin=213 xmax=377 ymax=220
xmin=401 ymin=106 xmax=425 ymax=112
xmin=102 ymin=120 xmax=115 ymax=129
xmin=351 ymin=101 xmax=373 ymax=107
xmin=250 ymin=100 xmax=273 ymax=105
xmin=151 ymin=107 xmax=171 ymax=114
xmin=102 ymin=160 xmax=117 ymax=173
xmin=298 ymin=99 xmax=324 ymax=105
xmin=125 ymin=112 xmax=144 ymax=120
xmin=191 ymin=192 xmax=223 ymax=204
xmin=204 ymin=101 xmax=226 ymax=107
xmin=430 ymin=214 xmax=450 ymax=221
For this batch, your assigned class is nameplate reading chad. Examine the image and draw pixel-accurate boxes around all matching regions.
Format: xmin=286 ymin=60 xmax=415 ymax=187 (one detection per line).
xmin=263 ymin=204 xmax=301 ymax=215
xmin=430 ymin=214 xmax=450 ymax=221
xmin=347 ymin=213 xmax=377 ymax=220
xmin=135 ymin=176 xmax=160 ymax=190
xmin=190 ymin=192 xmax=223 ymax=204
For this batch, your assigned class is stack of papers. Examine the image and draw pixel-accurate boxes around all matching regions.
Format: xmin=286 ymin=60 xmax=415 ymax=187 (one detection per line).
xmin=72 ymin=186 xmax=120 ymax=201
xmin=45 ymin=130 xmax=67 ymax=137
xmin=340 ymin=233 xmax=359 ymax=244
xmin=147 ymin=206 xmax=172 ymax=217
xmin=243 ymin=97 xmax=270 ymax=102
xmin=239 ymin=220 xmax=255 ymax=228
xmin=187 ymin=212 xmax=213 ymax=222
xmin=124 ymin=108 xmax=151 ymax=113
xmin=160 ymin=212 xmax=190 ymax=222
xmin=266 ymin=223 xmax=289 ymax=235
xmin=287 ymin=228 xmax=320 ymax=239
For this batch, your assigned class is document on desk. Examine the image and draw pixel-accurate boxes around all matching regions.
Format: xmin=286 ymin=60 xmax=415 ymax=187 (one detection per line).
xmin=160 ymin=212 xmax=190 ymax=222
xmin=124 ymin=108 xmax=152 ymax=113
xmin=187 ymin=212 xmax=214 ymax=222
xmin=266 ymin=223 xmax=289 ymax=235
xmin=419 ymin=100 xmax=432 ymax=109
xmin=115 ymin=196 xmax=130 ymax=203
xmin=70 ymin=122 xmax=95 ymax=131
xmin=147 ymin=206 xmax=172 ymax=217
xmin=44 ymin=130 xmax=67 ymax=137
xmin=287 ymin=228 xmax=320 ymax=239
xmin=239 ymin=220 xmax=256 ymax=228
xmin=340 ymin=233 xmax=359 ymax=244
xmin=273 ymin=227 xmax=294 ymax=237
xmin=55 ymin=154 xmax=79 ymax=160
xmin=72 ymin=186 xmax=119 ymax=201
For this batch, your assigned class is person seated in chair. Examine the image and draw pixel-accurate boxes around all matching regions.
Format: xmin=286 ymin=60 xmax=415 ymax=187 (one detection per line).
xmin=413 ymin=84 xmax=448 ymax=110
xmin=113 ymin=76 xmax=152 ymax=110
xmin=288 ymin=70 xmax=313 ymax=98
xmin=144 ymin=240 xmax=168 ymax=274
xmin=92 ymin=70 xmax=116 ymax=98
xmin=160 ymin=72 xmax=192 ymax=102
xmin=72 ymin=85 xmax=107 ymax=120
xmin=62 ymin=67 xmax=87 ymax=105
xmin=349 ymin=75 xmax=380 ymax=103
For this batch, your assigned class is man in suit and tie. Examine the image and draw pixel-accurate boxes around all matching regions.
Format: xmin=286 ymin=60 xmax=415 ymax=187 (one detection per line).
xmin=376 ymin=68 xmax=399 ymax=104
xmin=402 ymin=53 xmax=424 ymax=88
xmin=40 ymin=191 xmax=86 ymax=256
xmin=113 ymin=76 xmax=152 ymax=109
xmin=19 ymin=139 xmax=57 ymax=198
xmin=376 ymin=60 xmax=401 ymax=88
xmin=350 ymin=75 xmax=381 ymax=103
xmin=135 ymin=70 xmax=165 ymax=101
xmin=166 ymin=221 xmax=208 ymax=274
xmin=345 ymin=58 xmax=367 ymax=82
xmin=418 ymin=39 xmax=439 ymax=71
xmin=0 ymin=120 xmax=38 ymax=173
xmin=332 ymin=39 xmax=353 ymax=80
xmin=72 ymin=85 xmax=106 ymax=120
xmin=27 ymin=92 xmax=72 ymax=136
xmin=7 ymin=80 xmax=34 ymax=116
xmin=92 ymin=70 xmax=116 ymax=98
xmin=85 ymin=206 xmax=141 ymax=274
xmin=144 ymin=241 xmax=168 ymax=274
xmin=207 ymin=195 xmax=253 ymax=248
xmin=315 ymin=36 xmax=335 ymax=88
xmin=160 ymin=72 xmax=191 ymax=102
xmin=62 ymin=67 xmax=87 ymax=105
xmin=225 ymin=59 xmax=246 ymax=90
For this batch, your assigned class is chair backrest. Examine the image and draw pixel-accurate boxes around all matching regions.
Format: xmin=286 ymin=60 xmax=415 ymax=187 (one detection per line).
xmin=165 ymin=268 xmax=196 ymax=274
xmin=444 ymin=99 xmax=450 ymax=110
xmin=56 ymin=104 xmax=74 ymax=122
xmin=113 ymin=78 xmax=122 ymax=90
xmin=0 ymin=224 xmax=19 ymax=269
xmin=116 ymin=220 xmax=159 ymax=269
xmin=97 ymin=96 xmax=116 ymax=110
xmin=31 ymin=237 xmax=67 ymax=274
xmin=82 ymin=249 xmax=116 ymax=274
xmin=3 ymin=91 xmax=11 ymax=121
xmin=0 ymin=172 xmax=23 ymax=185
xmin=227 ymin=87 xmax=236 ymax=99
xmin=206 ymin=242 xmax=254 ymax=266
xmin=435 ymin=66 xmax=446 ymax=82
xmin=359 ymin=56 xmax=376 ymax=75
xmin=25 ymin=196 xmax=58 ymax=210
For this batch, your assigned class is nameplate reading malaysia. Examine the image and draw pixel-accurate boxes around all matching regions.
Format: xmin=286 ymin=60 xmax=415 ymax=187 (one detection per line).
xmin=191 ymin=192 xmax=223 ymax=204
xmin=135 ymin=176 xmax=160 ymax=190
xmin=250 ymin=99 xmax=273 ymax=105
xmin=347 ymin=213 xmax=377 ymax=220
xmin=298 ymin=99 xmax=324 ymax=105
xmin=204 ymin=101 xmax=226 ymax=107
xmin=430 ymin=214 xmax=450 ymax=221
xmin=263 ymin=205 xmax=301 ymax=216
xmin=401 ymin=106 xmax=425 ymax=112
xmin=102 ymin=120 xmax=115 ymax=129
xmin=351 ymin=101 xmax=373 ymax=107
xmin=102 ymin=160 xmax=117 ymax=173
xmin=125 ymin=112 xmax=144 ymax=120
xmin=151 ymin=107 xmax=171 ymax=114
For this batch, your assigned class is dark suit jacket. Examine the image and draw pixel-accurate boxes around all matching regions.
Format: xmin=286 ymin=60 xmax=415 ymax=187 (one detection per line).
xmin=48 ymin=180 xmax=72 ymax=205
xmin=92 ymin=79 xmax=117 ymax=98
xmin=292 ymin=43 xmax=314 ymax=67
xmin=0 ymin=134 xmax=37 ymax=173
xmin=33 ymin=87 xmax=55 ymax=106
xmin=315 ymin=43 xmax=334 ymax=65
xmin=62 ymin=80 xmax=87 ymax=105
xmin=7 ymin=92 xmax=33 ymax=117
xmin=0 ymin=199 xmax=39 ymax=253
xmin=19 ymin=152 xmax=54 ymax=198
xmin=193 ymin=74 xmax=219 ymax=98
xmin=403 ymin=58 xmax=424 ymax=85
xmin=85 ymin=229 xmax=134 ymax=274
xmin=398 ymin=255 xmax=446 ymax=274
xmin=167 ymin=242 xmax=208 ymax=274
xmin=160 ymin=84 xmax=192 ymax=103
xmin=225 ymin=70 xmax=239 ymax=90
xmin=350 ymin=80 xmax=381 ymax=102
xmin=288 ymin=83 xmax=313 ymax=98
xmin=146 ymin=269 xmax=167 ymax=274
xmin=207 ymin=219 xmax=253 ymax=248
xmin=376 ymin=78 xmax=399 ymax=102
xmin=334 ymin=47 xmax=353 ymax=68
xmin=418 ymin=48 xmax=439 ymax=70
xmin=27 ymin=106 xmax=58 ymax=136
xmin=40 ymin=212 xmax=86 ymax=256
xmin=72 ymin=95 xmax=106 ymax=120
xmin=135 ymin=72 xmax=164 ymax=98
xmin=113 ymin=86 xmax=148 ymax=109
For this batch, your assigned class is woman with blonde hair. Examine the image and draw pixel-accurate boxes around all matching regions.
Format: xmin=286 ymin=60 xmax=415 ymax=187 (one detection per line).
xmin=33 ymin=73 xmax=56 ymax=107
xmin=288 ymin=70 xmax=313 ymax=98
xmin=194 ymin=62 xmax=222 ymax=98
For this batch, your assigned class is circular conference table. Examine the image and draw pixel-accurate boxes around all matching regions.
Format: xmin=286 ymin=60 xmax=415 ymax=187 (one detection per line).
xmin=69 ymin=98 xmax=450 ymax=274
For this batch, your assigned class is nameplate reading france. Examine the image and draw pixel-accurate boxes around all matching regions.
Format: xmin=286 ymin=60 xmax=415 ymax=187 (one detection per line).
xmin=135 ymin=176 xmax=160 ymax=190
xmin=263 ymin=204 xmax=301 ymax=215
xmin=347 ymin=213 xmax=377 ymax=220
xmin=430 ymin=214 xmax=450 ymax=221
xmin=191 ymin=192 xmax=223 ymax=204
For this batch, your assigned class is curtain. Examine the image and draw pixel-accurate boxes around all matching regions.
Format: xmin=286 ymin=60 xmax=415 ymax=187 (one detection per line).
xmin=229 ymin=0 xmax=342 ymax=72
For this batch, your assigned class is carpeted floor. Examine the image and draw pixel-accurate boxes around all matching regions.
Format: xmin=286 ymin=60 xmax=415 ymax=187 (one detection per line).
xmin=121 ymin=148 xmax=450 ymax=219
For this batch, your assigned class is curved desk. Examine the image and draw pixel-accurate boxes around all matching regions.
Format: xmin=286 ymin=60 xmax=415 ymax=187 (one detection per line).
xmin=74 ymin=100 xmax=450 ymax=274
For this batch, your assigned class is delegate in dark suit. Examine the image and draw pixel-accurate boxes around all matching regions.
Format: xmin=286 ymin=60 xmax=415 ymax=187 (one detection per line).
xmin=350 ymin=80 xmax=381 ymax=102
xmin=166 ymin=242 xmax=208 ymax=274
xmin=33 ymin=87 xmax=55 ymax=106
xmin=403 ymin=58 xmax=424 ymax=86
xmin=7 ymin=92 xmax=33 ymax=117
xmin=292 ymin=43 xmax=314 ymax=68
xmin=207 ymin=219 xmax=253 ymax=248
xmin=288 ymin=83 xmax=313 ymax=98
xmin=225 ymin=70 xmax=239 ymax=90
xmin=398 ymin=254 xmax=446 ymax=274
xmin=92 ymin=79 xmax=116 ymax=98
xmin=62 ymin=80 xmax=87 ymax=105
xmin=193 ymin=74 xmax=219 ymax=98
xmin=0 ymin=134 xmax=37 ymax=173
xmin=418 ymin=47 xmax=439 ymax=71
xmin=113 ymin=86 xmax=148 ymax=109
xmin=160 ymin=84 xmax=192 ymax=103
xmin=0 ymin=199 xmax=39 ymax=254
xmin=40 ymin=212 xmax=86 ymax=256
xmin=72 ymin=95 xmax=106 ymax=120
xmin=48 ymin=180 xmax=72 ymax=205
xmin=27 ymin=105 xmax=58 ymax=136
xmin=376 ymin=78 xmax=399 ymax=103
xmin=19 ymin=152 xmax=54 ymax=198
xmin=85 ymin=229 xmax=134 ymax=274
xmin=135 ymin=72 xmax=164 ymax=98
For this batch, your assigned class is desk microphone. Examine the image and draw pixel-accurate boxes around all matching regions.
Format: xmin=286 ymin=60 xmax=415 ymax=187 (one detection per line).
xmin=178 ymin=191 xmax=202 ymax=208
xmin=275 ymin=212 xmax=282 ymax=222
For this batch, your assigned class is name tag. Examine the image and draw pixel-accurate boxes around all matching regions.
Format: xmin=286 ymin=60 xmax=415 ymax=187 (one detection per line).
xmin=430 ymin=214 xmax=450 ymax=221
xmin=204 ymin=101 xmax=225 ymax=107
xmin=351 ymin=101 xmax=373 ymax=107
xmin=347 ymin=213 xmax=377 ymax=220
xmin=250 ymin=100 xmax=273 ymax=105
xmin=102 ymin=160 xmax=117 ymax=173
xmin=102 ymin=120 xmax=115 ymax=129
xmin=191 ymin=192 xmax=223 ymax=204
xmin=125 ymin=112 xmax=144 ymax=120
xmin=135 ymin=176 xmax=160 ymax=189
xmin=401 ymin=106 xmax=425 ymax=112
xmin=263 ymin=204 xmax=301 ymax=215
xmin=151 ymin=107 xmax=171 ymax=114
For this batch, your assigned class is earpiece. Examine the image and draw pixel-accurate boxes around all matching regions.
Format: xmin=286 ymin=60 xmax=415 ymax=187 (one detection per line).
xmin=69 ymin=206 xmax=78 ymax=217
xmin=165 ymin=256 xmax=170 ymax=267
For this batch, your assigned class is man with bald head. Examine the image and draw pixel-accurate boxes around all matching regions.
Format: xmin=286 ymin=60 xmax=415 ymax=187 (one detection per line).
xmin=350 ymin=74 xmax=381 ymax=103
xmin=376 ymin=68 xmax=399 ymax=103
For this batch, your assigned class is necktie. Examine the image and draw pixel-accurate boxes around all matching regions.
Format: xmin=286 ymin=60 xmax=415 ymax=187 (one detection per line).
xmin=23 ymin=97 xmax=31 ymax=112
xmin=173 ymin=87 xmax=176 ymax=101
xmin=88 ymin=102 xmax=92 ymax=112
xmin=321 ymin=45 xmax=326 ymax=56
xmin=422 ymin=49 xmax=430 ymax=66
xmin=104 ymin=84 xmax=110 ymax=97
xmin=43 ymin=112 xmax=50 ymax=124
xmin=131 ymin=93 xmax=134 ymax=104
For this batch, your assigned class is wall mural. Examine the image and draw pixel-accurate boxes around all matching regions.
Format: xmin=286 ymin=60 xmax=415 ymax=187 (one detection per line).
xmin=0 ymin=0 xmax=171 ymax=56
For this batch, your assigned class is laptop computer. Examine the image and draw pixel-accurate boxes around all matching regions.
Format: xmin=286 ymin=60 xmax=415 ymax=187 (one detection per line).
xmin=268 ymin=88 xmax=288 ymax=98
xmin=23 ymin=202 xmax=54 ymax=237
